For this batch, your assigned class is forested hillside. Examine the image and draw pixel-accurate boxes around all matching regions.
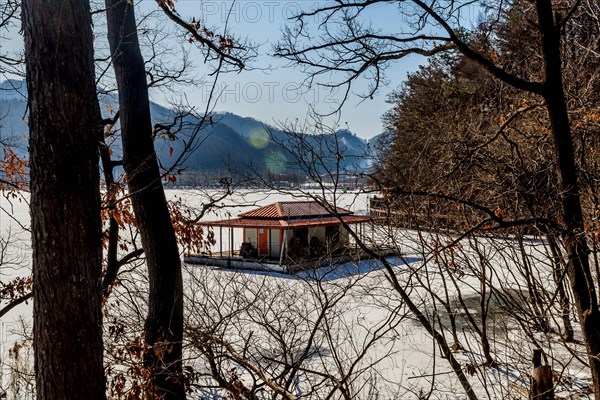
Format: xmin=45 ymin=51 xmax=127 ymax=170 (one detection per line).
xmin=1 ymin=79 xmax=377 ymax=183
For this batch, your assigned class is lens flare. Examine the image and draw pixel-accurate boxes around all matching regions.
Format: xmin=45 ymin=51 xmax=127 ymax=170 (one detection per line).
xmin=265 ymin=150 xmax=287 ymax=175
xmin=249 ymin=127 xmax=269 ymax=149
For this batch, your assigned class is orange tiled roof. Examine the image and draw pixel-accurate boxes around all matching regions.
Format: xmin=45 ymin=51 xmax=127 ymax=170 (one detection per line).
xmin=238 ymin=201 xmax=352 ymax=219
xmin=200 ymin=215 xmax=373 ymax=228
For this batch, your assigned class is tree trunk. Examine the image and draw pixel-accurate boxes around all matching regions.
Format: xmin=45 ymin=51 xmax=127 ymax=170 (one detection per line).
xmin=529 ymin=348 xmax=554 ymax=400
xmin=22 ymin=0 xmax=106 ymax=398
xmin=536 ymin=1 xmax=600 ymax=396
xmin=99 ymin=134 xmax=121 ymax=298
xmin=105 ymin=1 xmax=185 ymax=398
xmin=547 ymin=235 xmax=574 ymax=342
xmin=518 ymin=235 xmax=550 ymax=332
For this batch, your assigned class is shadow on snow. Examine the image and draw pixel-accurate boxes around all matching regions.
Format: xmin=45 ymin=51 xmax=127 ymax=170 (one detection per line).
xmin=219 ymin=255 xmax=420 ymax=282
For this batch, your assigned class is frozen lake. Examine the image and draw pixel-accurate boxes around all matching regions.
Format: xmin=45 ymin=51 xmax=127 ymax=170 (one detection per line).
xmin=0 ymin=188 xmax=592 ymax=399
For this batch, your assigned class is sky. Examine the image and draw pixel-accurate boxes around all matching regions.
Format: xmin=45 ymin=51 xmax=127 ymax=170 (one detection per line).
xmin=2 ymin=1 xmax=481 ymax=139
xmin=138 ymin=0 xmax=428 ymax=139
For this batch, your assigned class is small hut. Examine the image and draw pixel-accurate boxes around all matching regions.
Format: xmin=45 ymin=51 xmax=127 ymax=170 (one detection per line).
xmin=186 ymin=200 xmax=377 ymax=272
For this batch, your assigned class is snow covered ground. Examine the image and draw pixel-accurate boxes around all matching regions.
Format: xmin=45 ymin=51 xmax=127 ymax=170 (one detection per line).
xmin=0 ymin=189 xmax=594 ymax=399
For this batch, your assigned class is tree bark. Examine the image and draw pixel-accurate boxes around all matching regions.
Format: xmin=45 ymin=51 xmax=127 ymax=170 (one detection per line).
xmin=529 ymin=348 xmax=554 ymax=400
xmin=22 ymin=0 xmax=106 ymax=398
xmin=99 ymin=134 xmax=121 ymax=298
xmin=536 ymin=0 xmax=600 ymax=397
xmin=105 ymin=0 xmax=185 ymax=398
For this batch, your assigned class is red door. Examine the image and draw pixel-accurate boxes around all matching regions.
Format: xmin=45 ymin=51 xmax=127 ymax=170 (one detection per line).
xmin=258 ymin=228 xmax=269 ymax=256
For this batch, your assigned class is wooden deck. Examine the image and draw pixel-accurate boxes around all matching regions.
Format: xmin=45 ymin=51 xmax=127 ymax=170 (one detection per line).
xmin=184 ymin=247 xmax=396 ymax=274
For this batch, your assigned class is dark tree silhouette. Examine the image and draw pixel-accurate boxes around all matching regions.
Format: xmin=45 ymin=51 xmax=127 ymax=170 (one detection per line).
xmin=22 ymin=0 xmax=106 ymax=398
xmin=103 ymin=1 xmax=249 ymax=396
xmin=105 ymin=0 xmax=186 ymax=397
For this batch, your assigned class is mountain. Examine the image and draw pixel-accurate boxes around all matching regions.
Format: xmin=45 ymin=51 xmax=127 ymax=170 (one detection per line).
xmin=0 ymin=79 xmax=377 ymax=183
xmin=0 ymin=80 xmax=28 ymax=154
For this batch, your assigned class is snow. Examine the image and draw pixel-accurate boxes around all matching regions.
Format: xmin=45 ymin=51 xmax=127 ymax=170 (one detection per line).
xmin=0 ymin=189 xmax=594 ymax=399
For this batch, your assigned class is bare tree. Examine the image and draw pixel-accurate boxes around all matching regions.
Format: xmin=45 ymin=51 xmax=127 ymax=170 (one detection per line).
xmin=183 ymin=265 xmax=408 ymax=399
xmin=105 ymin=0 xmax=188 ymax=396
xmin=103 ymin=0 xmax=251 ymax=397
xmin=249 ymin=115 xmax=600 ymax=398
xmin=0 ymin=0 xmax=22 ymax=79
xmin=275 ymin=1 xmax=600 ymax=396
